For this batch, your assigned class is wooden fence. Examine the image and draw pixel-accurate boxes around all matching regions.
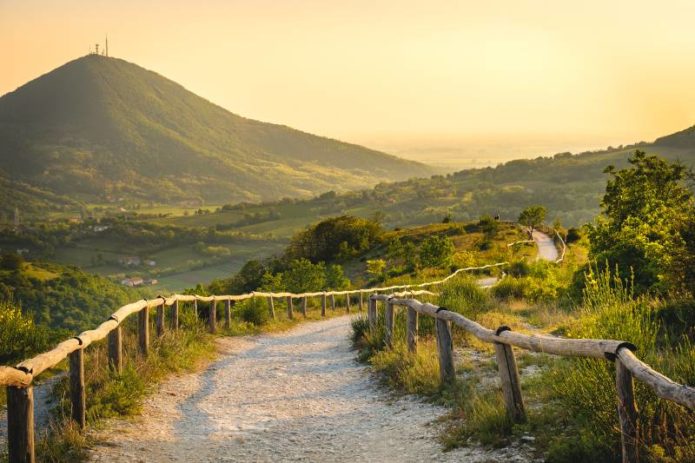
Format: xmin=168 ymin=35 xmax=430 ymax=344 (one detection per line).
xmin=367 ymin=294 xmax=695 ymax=463
xmin=0 ymin=263 xmax=505 ymax=463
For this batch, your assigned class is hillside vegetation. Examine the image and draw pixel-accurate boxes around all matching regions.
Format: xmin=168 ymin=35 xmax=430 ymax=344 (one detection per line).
xmin=0 ymin=55 xmax=428 ymax=216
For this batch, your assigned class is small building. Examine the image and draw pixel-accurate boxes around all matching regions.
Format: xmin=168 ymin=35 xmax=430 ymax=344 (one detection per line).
xmin=144 ymin=260 xmax=156 ymax=267
xmin=119 ymin=256 xmax=141 ymax=266
xmin=121 ymin=277 xmax=144 ymax=287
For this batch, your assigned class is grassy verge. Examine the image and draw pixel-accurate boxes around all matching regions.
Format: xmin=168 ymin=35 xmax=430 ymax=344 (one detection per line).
xmin=351 ymin=270 xmax=695 ymax=462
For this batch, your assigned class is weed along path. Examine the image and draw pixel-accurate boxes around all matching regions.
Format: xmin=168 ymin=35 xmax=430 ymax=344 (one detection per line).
xmin=88 ymin=315 xmax=534 ymax=462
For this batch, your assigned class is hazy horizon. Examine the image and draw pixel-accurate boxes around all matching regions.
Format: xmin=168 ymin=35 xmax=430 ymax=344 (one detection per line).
xmin=3 ymin=0 xmax=695 ymax=166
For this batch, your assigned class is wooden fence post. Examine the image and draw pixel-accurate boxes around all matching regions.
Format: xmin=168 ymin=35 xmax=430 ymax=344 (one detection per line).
xmin=69 ymin=348 xmax=86 ymax=430
xmin=138 ymin=306 xmax=150 ymax=357
xmin=435 ymin=318 xmax=455 ymax=385
xmin=268 ymin=296 xmax=276 ymax=320
xmin=225 ymin=300 xmax=232 ymax=329
xmin=407 ymin=306 xmax=418 ymax=353
xmin=193 ymin=299 xmax=198 ymax=315
xmin=301 ymin=297 xmax=308 ymax=317
xmin=286 ymin=296 xmax=294 ymax=319
xmin=494 ymin=329 xmax=526 ymax=423
xmin=108 ymin=324 xmax=123 ymax=373
xmin=368 ymin=297 xmax=377 ymax=331
xmin=171 ymin=300 xmax=179 ymax=330
xmin=359 ymin=292 xmax=364 ymax=311
xmin=7 ymin=385 xmax=34 ymax=463
xmin=346 ymin=294 xmax=351 ymax=313
xmin=384 ymin=299 xmax=395 ymax=347
xmin=321 ymin=293 xmax=327 ymax=317
xmin=330 ymin=294 xmax=336 ymax=311
xmin=156 ymin=304 xmax=165 ymax=338
xmin=209 ymin=299 xmax=217 ymax=333
xmin=616 ymin=358 xmax=639 ymax=463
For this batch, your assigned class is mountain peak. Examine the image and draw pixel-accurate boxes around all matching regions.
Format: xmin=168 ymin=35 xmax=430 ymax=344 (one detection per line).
xmin=0 ymin=57 xmax=428 ymax=207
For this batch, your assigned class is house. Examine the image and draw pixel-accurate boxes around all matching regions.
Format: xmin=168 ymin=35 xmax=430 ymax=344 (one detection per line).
xmin=119 ymin=256 xmax=141 ymax=266
xmin=144 ymin=278 xmax=159 ymax=286
xmin=144 ymin=259 xmax=156 ymax=267
xmin=121 ymin=277 xmax=144 ymax=287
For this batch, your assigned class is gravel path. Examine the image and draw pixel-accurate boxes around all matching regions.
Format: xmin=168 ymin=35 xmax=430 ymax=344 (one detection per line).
xmin=531 ymin=230 xmax=559 ymax=262
xmin=88 ymin=316 xmax=534 ymax=462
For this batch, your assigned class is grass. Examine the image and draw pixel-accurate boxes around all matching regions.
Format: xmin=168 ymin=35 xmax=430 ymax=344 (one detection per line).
xmin=350 ymin=261 xmax=695 ymax=462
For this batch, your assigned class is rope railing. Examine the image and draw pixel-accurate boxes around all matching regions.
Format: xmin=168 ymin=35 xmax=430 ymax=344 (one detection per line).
xmin=368 ymin=294 xmax=695 ymax=463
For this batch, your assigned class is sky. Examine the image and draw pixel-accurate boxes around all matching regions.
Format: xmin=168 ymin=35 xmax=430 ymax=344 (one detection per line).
xmin=2 ymin=0 xmax=695 ymax=159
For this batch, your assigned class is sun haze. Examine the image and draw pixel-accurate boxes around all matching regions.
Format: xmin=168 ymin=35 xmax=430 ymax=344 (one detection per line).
xmin=3 ymin=0 xmax=695 ymax=153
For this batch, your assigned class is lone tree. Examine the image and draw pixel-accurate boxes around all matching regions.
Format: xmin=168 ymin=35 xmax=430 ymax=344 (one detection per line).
xmin=518 ymin=205 xmax=547 ymax=233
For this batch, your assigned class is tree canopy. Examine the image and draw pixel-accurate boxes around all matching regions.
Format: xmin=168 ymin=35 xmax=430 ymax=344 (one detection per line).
xmin=588 ymin=150 xmax=695 ymax=294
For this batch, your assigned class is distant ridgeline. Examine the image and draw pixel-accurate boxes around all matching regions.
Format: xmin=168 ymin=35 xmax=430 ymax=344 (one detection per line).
xmin=0 ymin=55 xmax=427 ymax=216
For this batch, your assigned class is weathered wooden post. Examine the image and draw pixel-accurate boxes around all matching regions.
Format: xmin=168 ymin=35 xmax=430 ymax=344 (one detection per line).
xmin=209 ymin=299 xmax=217 ymax=333
xmin=346 ymin=294 xmax=351 ymax=313
xmin=108 ymin=324 xmax=123 ymax=373
xmin=616 ymin=357 xmax=639 ymax=463
xmin=286 ymin=296 xmax=294 ymax=319
xmin=156 ymin=303 xmax=165 ymax=338
xmin=7 ymin=385 xmax=35 ymax=463
xmin=407 ymin=306 xmax=418 ymax=353
xmin=301 ymin=297 xmax=308 ymax=317
xmin=268 ymin=296 xmax=276 ymax=320
xmin=225 ymin=300 xmax=232 ymax=329
xmin=69 ymin=348 xmax=86 ymax=430
xmin=359 ymin=292 xmax=364 ymax=311
xmin=171 ymin=300 xmax=179 ymax=330
xmin=138 ymin=306 xmax=150 ymax=356
xmin=435 ymin=317 xmax=455 ymax=385
xmin=384 ymin=298 xmax=395 ymax=347
xmin=321 ymin=293 xmax=327 ymax=317
xmin=494 ymin=327 xmax=526 ymax=423
xmin=368 ymin=296 xmax=377 ymax=331
xmin=193 ymin=298 xmax=198 ymax=315
xmin=330 ymin=294 xmax=336 ymax=311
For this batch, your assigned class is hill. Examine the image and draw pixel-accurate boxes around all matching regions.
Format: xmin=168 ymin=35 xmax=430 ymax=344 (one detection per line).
xmin=147 ymin=127 xmax=695 ymax=232
xmin=0 ymin=55 xmax=428 ymax=214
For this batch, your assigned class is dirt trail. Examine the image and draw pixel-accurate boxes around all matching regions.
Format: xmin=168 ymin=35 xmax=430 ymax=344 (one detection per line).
xmin=88 ymin=316 xmax=534 ymax=462
xmin=531 ymin=230 xmax=559 ymax=262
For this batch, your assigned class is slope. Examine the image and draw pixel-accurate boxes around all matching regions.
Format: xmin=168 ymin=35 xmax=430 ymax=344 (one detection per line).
xmin=0 ymin=55 xmax=428 ymax=211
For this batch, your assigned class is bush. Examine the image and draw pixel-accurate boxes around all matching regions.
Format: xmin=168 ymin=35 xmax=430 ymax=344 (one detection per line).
xmin=491 ymin=277 xmax=527 ymax=300
xmin=238 ymin=298 xmax=270 ymax=326
xmin=544 ymin=266 xmax=695 ymax=461
xmin=565 ymin=227 xmax=582 ymax=244
xmin=0 ymin=300 xmax=61 ymax=364
xmin=439 ymin=277 xmax=493 ymax=318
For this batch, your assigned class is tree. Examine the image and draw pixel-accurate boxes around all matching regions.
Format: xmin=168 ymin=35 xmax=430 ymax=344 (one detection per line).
xmin=0 ymin=252 xmax=24 ymax=271
xmin=282 ymin=259 xmax=326 ymax=293
xmin=518 ymin=205 xmax=547 ymax=232
xmin=419 ymin=235 xmax=455 ymax=268
xmin=366 ymin=259 xmax=386 ymax=280
xmin=587 ymin=150 xmax=695 ymax=294
xmin=325 ymin=264 xmax=350 ymax=290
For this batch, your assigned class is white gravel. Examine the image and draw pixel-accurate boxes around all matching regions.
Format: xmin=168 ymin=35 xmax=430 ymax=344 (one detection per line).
xmin=532 ymin=230 xmax=559 ymax=262
xmin=88 ymin=315 xmax=535 ymax=462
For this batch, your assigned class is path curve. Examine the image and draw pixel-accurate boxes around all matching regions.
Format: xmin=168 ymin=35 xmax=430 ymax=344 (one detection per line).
xmin=88 ymin=316 xmax=533 ymax=462
xmin=531 ymin=230 xmax=559 ymax=262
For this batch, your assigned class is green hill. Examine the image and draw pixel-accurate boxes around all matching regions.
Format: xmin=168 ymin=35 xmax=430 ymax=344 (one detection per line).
xmin=148 ymin=127 xmax=695 ymax=232
xmin=0 ymin=55 xmax=428 ymax=213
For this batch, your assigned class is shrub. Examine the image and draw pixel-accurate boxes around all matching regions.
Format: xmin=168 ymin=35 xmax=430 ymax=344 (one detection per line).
xmin=419 ymin=235 xmax=455 ymax=268
xmin=491 ymin=277 xmax=527 ymax=300
xmin=0 ymin=300 xmax=61 ymax=364
xmin=238 ymin=298 xmax=270 ymax=325
xmin=439 ymin=277 xmax=493 ymax=318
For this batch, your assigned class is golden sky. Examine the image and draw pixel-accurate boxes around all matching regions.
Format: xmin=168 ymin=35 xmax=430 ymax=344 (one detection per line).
xmin=2 ymin=0 xmax=695 ymax=148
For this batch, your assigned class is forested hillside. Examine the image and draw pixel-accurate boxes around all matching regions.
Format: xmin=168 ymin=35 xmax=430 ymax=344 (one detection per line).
xmin=0 ymin=55 xmax=428 ymax=216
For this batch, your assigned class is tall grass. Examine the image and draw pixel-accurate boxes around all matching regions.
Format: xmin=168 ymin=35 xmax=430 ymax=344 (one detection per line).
xmin=543 ymin=266 xmax=695 ymax=462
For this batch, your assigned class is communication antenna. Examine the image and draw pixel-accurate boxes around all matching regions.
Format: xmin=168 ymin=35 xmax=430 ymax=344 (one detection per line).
xmin=105 ymin=35 xmax=109 ymax=56
xmin=95 ymin=43 xmax=99 ymax=55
